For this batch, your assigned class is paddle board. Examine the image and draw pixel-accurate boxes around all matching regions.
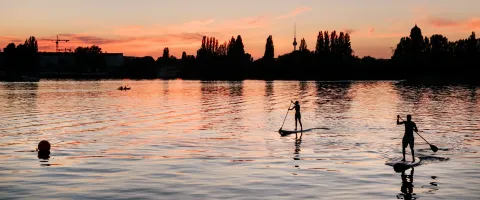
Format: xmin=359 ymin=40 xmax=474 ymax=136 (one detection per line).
xmin=278 ymin=128 xmax=329 ymax=136
xmin=393 ymin=157 xmax=421 ymax=166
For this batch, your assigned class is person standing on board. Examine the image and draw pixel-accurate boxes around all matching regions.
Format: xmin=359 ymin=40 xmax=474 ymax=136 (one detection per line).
xmin=289 ymin=101 xmax=303 ymax=131
xmin=397 ymin=115 xmax=418 ymax=162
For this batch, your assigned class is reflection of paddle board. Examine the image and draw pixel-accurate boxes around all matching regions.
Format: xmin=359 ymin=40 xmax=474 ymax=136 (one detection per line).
xmin=387 ymin=157 xmax=421 ymax=172
xmin=278 ymin=128 xmax=329 ymax=136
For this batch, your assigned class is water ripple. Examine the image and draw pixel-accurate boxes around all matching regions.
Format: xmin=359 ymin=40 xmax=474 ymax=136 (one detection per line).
xmin=0 ymin=80 xmax=479 ymax=199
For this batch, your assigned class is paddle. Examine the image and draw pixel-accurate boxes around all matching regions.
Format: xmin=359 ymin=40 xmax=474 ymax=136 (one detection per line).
xmin=415 ymin=130 xmax=439 ymax=152
xmin=398 ymin=116 xmax=438 ymax=153
xmin=279 ymin=101 xmax=292 ymax=132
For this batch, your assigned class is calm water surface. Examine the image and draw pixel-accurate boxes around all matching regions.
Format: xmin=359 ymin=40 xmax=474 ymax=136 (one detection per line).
xmin=0 ymin=80 xmax=479 ymax=199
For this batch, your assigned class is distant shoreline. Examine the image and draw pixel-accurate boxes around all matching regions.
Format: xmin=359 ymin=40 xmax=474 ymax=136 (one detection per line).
xmin=2 ymin=77 xmax=479 ymax=85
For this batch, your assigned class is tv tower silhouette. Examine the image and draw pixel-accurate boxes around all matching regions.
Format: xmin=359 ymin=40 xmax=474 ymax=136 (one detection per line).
xmin=293 ymin=23 xmax=297 ymax=51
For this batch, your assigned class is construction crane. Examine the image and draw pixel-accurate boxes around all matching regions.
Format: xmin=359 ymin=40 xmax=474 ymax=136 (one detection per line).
xmin=43 ymin=35 xmax=70 ymax=52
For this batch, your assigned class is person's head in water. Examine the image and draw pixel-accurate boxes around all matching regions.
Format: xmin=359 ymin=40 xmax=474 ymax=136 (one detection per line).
xmin=37 ymin=140 xmax=51 ymax=160
xmin=38 ymin=140 xmax=51 ymax=152
xmin=407 ymin=115 xmax=412 ymax=121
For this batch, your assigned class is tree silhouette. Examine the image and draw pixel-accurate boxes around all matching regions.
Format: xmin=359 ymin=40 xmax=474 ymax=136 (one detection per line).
xmin=429 ymin=34 xmax=449 ymax=63
xmin=424 ymin=36 xmax=431 ymax=55
xmin=330 ymin=31 xmax=338 ymax=55
xmin=315 ymin=31 xmax=325 ymax=55
xmin=392 ymin=37 xmax=412 ymax=61
xmin=344 ymin=33 xmax=353 ymax=57
xmin=75 ymin=45 xmax=102 ymax=54
xmin=3 ymin=43 xmax=17 ymax=76
xmin=263 ymin=35 xmax=274 ymax=61
xmin=201 ymin=36 xmax=206 ymax=50
xmin=216 ymin=41 xmax=228 ymax=56
xmin=24 ymin=36 xmax=38 ymax=53
xmin=182 ymin=51 xmax=187 ymax=60
xmin=299 ymin=38 xmax=308 ymax=52
xmin=163 ymin=47 xmax=170 ymax=59
xmin=324 ymin=31 xmax=330 ymax=54
xmin=466 ymin=32 xmax=477 ymax=58
xmin=227 ymin=37 xmax=236 ymax=57
xmin=235 ymin=35 xmax=245 ymax=57
xmin=337 ymin=32 xmax=345 ymax=58
xmin=74 ymin=45 xmax=104 ymax=73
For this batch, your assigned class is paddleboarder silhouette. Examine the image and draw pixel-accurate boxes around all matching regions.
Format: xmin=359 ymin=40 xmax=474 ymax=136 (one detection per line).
xmin=397 ymin=115 xmax=418 ymax=162
xmin=289 ymin=101 xmax=303 ymax=131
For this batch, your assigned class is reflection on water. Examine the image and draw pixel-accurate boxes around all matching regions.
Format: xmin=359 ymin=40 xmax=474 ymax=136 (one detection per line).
xmin=421 ymin=175 xmax=440 ymax=195
xmin=0 ymin=80 xmax=479 ymax=199
xmin=294 ymin=133 xmax=302 ymax=161
xmin=398 ymin=168 xmax=416 ymax=200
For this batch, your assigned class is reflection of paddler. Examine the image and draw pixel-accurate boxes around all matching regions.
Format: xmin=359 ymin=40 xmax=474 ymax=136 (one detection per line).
xmin=37 ymin=140 xmax=51 ymax=160
xmin=399 ymin=168 xmax=415 ymax=200
xmin=293 ymin=133 xmax=303 ymax=167
xmin=294 ymin=133 xmax=302 ymax=156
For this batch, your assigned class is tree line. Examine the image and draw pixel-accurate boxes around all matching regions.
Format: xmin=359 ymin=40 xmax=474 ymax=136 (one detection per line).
xmin=391 ymin=25 xmax=480 ymax=81
xmin=1 ymin=37 xmax=39 ymax=80
xmin=1 ymin=25 xmax=479 ymax=82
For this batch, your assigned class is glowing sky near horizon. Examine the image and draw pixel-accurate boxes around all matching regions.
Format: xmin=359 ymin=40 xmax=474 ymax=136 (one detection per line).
xmin=0 ymin=0 xmax=479 ymax=59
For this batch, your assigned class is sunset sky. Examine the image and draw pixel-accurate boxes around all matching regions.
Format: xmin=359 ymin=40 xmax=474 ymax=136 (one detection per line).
xmin=1 ymin=0 xmax=479 ymax=59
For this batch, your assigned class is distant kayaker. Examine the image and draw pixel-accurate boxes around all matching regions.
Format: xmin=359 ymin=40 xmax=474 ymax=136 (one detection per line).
xmin=289 ymin=101 xmax=303 ymax=131
xmin=397 ymin=115 xmax=418 ymax=162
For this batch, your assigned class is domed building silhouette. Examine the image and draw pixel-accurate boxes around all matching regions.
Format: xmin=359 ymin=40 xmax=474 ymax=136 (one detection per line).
xmin=409 ymin=24 xmax=424 ymax=54
xmin=410 ymin=24 xmax=423 ymax=41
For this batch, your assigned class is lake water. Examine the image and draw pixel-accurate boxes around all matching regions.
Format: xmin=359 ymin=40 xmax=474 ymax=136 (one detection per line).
xmin=0 ymin=80 xmax=479 ymax=199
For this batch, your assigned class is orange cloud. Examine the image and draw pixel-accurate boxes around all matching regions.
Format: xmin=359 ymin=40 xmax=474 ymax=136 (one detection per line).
xmin=369 ymin=32 xmax=405 ymax=38
xmin=344 ymin=29 xmax=356 ymax=35
xmin=0 ymin=36 xmax=23 ymax=43
xmin=218 ymin=16 xmax=268 ymax=32
xmin=347 ymin=28 xmax=403 ymax=39
xmin=428 ymin=18 xmax=461 ymax=28
xmin=466 ymin=18 xmax=480 ymax=29
xmin=276 ymin=7 xmax=312 ymax=19
xmin=428 ymin=17 xmax=480 ymax=30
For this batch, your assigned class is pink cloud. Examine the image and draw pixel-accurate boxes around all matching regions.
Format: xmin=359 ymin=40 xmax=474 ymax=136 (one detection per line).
xmin=349 ymin=28 xmax=403 ymax=39
xmin=344 ymin=29 xmax=356 ymax=35
xmin=0 ymin=36 xmax=23 ymax=43
xmin=276 ymin=7 xmax=312 ymax=19
xmin=183 ymin=19 xmax=215 ymax=26
xmin=466 ymin=18 xmax=480 ymax=29
xmin=428 ymin=17 xmax=480 ymax=30
xmin=114 ymin=16 xmax=266 ymax=39
xmin=218 ymin=16 xmax=268 ymax=32
xmin=369 ymin=32 xmax=405 ymax=38
xmin=428 ymin=18 xmax=461 ymax=28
